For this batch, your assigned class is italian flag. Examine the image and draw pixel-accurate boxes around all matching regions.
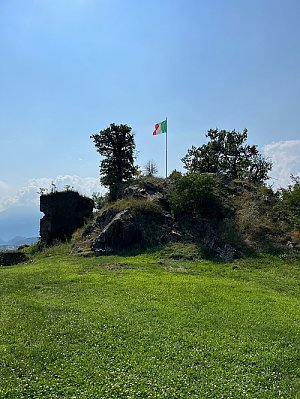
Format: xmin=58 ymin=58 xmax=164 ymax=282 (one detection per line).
xmin=153 ymin=119 xmax=167 ymax=135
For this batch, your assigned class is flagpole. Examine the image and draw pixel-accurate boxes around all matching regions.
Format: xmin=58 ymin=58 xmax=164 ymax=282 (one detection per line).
xmin=165 ymin=117 xmax=168 ymax=178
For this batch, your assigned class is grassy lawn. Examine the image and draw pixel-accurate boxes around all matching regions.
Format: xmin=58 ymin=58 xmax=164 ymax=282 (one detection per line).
xmin=0 ymin=244 xmax=300 ymax=398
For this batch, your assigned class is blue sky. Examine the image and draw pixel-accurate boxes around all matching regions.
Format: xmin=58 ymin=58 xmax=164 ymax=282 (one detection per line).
xmin=1 ymin=0 xmax=300 ymax=238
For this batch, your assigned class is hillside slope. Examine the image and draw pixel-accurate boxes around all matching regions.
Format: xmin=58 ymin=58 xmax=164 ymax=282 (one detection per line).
xmin=0 ymin=243 xmax=300 ymax=398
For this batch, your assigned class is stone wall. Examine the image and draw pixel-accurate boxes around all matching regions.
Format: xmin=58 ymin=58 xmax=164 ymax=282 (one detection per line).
xmin=40 ymin=191 xmax=94 ymax=245
xmin=0 ymin=251 xmax=27 ymax=266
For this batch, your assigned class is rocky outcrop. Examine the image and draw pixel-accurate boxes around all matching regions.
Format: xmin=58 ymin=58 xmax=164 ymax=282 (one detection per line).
xmin=123 ymin=181 xmax=164 ymax=201
xmin=74 ymin=202 xmax=238 ymax=260
xmin=77 ymin=205 xmax=179 ymax=255
xmin=40 ymin=191 xmax=94 ymax=245
xmin=71 ymin=180 xmax=239 ymax=261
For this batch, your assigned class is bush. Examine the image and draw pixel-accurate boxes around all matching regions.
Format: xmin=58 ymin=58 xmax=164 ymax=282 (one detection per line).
xmin=169 ymin=173 xmax=223 ymax=217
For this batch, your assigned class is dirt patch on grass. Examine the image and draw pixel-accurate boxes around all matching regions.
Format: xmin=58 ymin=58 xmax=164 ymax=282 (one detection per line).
xmin=101 ymin=262 xmax=131 ymax=271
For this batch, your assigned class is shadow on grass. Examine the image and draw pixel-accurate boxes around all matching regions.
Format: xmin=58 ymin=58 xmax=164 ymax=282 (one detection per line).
xmin=110 ymin=240 xmax=260 ymax=264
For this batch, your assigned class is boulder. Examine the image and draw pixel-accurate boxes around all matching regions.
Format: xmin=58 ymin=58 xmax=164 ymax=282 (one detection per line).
xmin=91 ymin=207 xmax=174 ymax=254
xmin=123 ymin=181 xmax=164 ymax=201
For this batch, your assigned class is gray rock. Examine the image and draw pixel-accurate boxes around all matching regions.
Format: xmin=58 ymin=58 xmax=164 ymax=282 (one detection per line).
xmin=90 ymin=206 xmax=174 ymax=253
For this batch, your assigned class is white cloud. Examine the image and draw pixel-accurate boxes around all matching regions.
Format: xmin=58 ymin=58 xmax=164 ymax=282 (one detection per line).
xmin=0 ymin=175 xmax=105 ymax=212
xmin=0 ymin=181 xmax=16 ymax=211
xmin=0 ymin=181 xmax=9 ymax=189
xmin=264 ymin=140 xmax=300 ymax=189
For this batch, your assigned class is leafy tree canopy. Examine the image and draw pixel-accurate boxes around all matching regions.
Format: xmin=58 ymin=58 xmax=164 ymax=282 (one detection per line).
xmin=182 ymin=128 xmax=272 ymax=183
xmin=90 ymin=123 xmax=137 ymax=198
xmin=280 ymin=176 xmax=300 ymax=229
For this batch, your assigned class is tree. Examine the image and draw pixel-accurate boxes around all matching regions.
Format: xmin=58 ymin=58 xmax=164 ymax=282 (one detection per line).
xmin=90 ymin=123 xmax=137 ymax=199
xmin=144 ymin=160 xmax=158 ymax=177
xmin=182 ymin=128 xmax=272 ymax=183
xmin=91 ymin=192 xmax=109 ymax=210
xmin=280 ymin=176 xmax=300 ymax=229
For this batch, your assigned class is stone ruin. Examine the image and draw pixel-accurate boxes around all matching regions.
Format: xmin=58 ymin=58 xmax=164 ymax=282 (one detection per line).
xmin=0 ymin=251 xmax=27 ymax=266
xmin=40 ymin=191 xmax=94 ymax=245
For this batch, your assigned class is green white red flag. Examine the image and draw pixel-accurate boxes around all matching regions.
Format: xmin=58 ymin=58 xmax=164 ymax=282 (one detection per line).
xmin=153 ymin=119 xmax=167 ymax=135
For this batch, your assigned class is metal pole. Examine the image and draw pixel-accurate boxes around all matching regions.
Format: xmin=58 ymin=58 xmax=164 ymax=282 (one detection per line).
xmin=165 ymin=117 xmax=168 ymax=178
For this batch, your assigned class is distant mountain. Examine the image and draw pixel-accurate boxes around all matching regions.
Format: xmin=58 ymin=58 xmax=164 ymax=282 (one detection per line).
xmin=6 ymin=236 xmax=39 ymax=247
xmin=0 ymin=237 xmax=39 ymax=250
xmin=0 ymin=205 xmax=41 ymax=242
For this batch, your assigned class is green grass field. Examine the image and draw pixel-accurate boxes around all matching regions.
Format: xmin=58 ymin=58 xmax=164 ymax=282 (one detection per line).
xmin=1 ymin=243 xmax=300 ymax=398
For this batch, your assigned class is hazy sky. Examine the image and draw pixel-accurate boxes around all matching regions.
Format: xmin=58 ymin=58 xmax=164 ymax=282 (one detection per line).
xmin=1 ymin=0 xmax=300 ymax=216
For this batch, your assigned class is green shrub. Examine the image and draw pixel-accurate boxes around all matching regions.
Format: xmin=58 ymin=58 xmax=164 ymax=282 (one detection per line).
xmin=169 ymin=173 xmax=223 ymax=217
xmin=26 ymin=242 xmax=41 ymax=256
